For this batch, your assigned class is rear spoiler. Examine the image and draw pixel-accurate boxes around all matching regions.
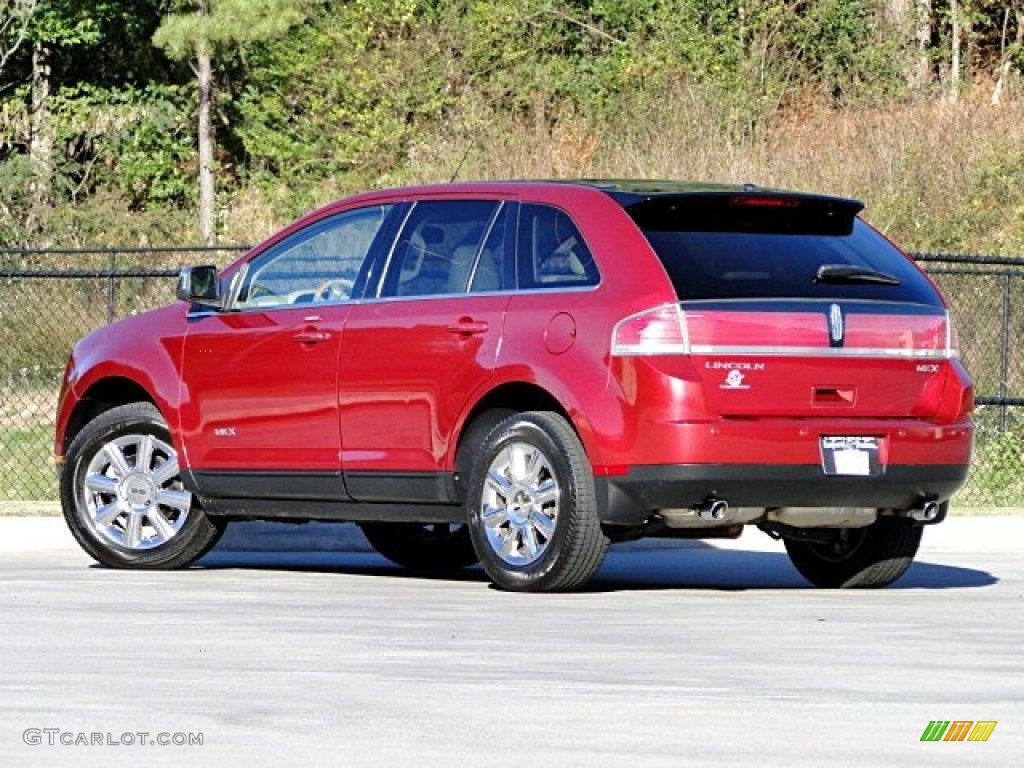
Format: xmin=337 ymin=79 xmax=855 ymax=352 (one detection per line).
xmin=626 ymin=193 xmax=864 ymax=237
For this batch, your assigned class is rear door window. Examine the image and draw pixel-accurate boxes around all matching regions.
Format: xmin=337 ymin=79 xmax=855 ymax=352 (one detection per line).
xmin=627 ymin=195 xmax=941 ymax=306
xmin=380 ymin=200 xmax=501 ymax=298
xmin=468 ymin=203 xmax=514 ymax=293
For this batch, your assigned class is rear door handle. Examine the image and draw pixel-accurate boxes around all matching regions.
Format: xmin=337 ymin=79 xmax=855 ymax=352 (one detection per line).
xmin=292 ymin=329 xmax=332 ymax=345
xmin=446 ymin=319 xmax=489 ymax=336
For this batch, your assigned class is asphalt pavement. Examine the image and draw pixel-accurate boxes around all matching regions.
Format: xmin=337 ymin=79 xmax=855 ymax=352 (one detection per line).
xmin=0 ymin=514 xmax=1021 ymax=767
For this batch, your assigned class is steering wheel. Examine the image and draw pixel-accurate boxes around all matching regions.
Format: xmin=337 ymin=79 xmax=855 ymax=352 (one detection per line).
xmin=314 ymin=278 xmax=354 ymax=303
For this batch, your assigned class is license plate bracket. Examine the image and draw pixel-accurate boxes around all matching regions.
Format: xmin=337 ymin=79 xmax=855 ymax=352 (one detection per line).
xmin=820 ymin=436 xmax=882 ymax=476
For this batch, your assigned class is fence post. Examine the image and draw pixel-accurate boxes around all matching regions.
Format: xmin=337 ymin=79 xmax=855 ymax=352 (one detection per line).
xmin=106 ymin=250 xmax=116 ymax=324
xmin=999 ymin=274 xmax=1011 ymax=433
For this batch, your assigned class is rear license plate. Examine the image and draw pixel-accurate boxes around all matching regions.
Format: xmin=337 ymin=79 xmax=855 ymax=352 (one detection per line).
xmin=820 ymin=436 xmax=882 ymax=476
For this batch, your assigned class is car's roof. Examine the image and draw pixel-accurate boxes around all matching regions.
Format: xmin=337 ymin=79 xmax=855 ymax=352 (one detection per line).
xmin=342 ymin=179 xmax=861 ymax=209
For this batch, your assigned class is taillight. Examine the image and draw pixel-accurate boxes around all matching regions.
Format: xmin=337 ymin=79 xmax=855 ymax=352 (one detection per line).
xmin=612 ymin=304 xmax=960 ymax=359
xmin=729 ymin=195 xmax=800 ymax=209
xmin=611 ymin=304 xmax=688 ymax=356
xmin=959 ymin=386 xmax=974 ymax=418
xmin=947 ymin=315 xmax=961 ymax=359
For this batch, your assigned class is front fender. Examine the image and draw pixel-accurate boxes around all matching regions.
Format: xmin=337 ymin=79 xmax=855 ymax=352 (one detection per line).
xmin=55 ymin=304 xmax=189 ymax=458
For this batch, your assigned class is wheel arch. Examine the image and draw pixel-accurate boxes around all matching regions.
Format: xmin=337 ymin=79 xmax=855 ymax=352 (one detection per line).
xmin=61 ymin=376 xmax=159 ymax=455
xmin=450 ymin=381 xmax=574 ymax=500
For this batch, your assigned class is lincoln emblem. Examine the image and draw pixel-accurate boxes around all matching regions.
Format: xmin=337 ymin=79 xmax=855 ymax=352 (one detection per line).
xmin=828 ymin=303 xmax=844 ymax=347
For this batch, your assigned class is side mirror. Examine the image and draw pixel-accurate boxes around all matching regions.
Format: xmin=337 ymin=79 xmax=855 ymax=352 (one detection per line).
xmin=176 ymin=265 xmax=222 ymax=307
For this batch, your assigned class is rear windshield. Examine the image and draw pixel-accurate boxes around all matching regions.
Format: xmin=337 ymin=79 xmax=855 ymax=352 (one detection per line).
xmin=627 ymin=196 xmax=941 ymax=306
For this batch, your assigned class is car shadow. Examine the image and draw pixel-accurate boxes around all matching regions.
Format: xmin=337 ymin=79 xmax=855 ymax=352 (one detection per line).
xmin=582 ymin=549 xmax=997 ymax=592
xmin=188 ymin=546 xmax=998 ymax=592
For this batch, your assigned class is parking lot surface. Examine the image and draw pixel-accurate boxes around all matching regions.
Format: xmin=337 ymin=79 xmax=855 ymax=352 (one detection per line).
xmin=1 ymin=521 xmax=1021 ymax=767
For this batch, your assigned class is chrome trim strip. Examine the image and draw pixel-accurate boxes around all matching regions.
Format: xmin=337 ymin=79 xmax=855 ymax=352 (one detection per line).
xmin=688 ymin=344 xmax=952 ymax=358
xmin=370 ymin=203 xmax=416 ymax=299
xmin=465 ymin=202 xmax=504 ymax=291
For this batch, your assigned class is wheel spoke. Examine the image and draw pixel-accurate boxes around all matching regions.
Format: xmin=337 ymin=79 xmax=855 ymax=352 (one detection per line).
xmin=531 ymin=510 xmax=556 ymax=540
xmin=507 ymin=444 xmax=530 ymax=482
xmin=532 ymin=479 xmax=558 ymax=507
xmin=524 ymin=448 xmax=544 ymax=486
xmin=103 ymin=443 xmax=131 ymax=479
xmin=150 ymin=456 xmax=180 ymax=487
xmin=156 ymin=488 xmax=191 ymax=513
xmin=522 ymin=524 xmax=540 ymax=558
xmin=145 ymin=508 xmax=175 ymax=543
xmin=84 ymin=473 xmax=119 ymax=497
xmin=486 ymin=468 xmax=513 ymax=497
xmin=481 ymin=504 xmax=509 ymax=528
xmin=499 ymin=529 xmax=520 ymax=559
xmin=135 ymin=434 xmax=155 ymax=472
xmin=93 ymin=501 xmax=123 ymax=527
xmin=124 ymin=512 xmax=142 ymax=548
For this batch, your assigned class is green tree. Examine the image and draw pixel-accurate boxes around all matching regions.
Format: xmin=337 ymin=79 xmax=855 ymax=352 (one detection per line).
xmin=0 ymin=0 xmax=37 ymax=80
xmin=153 ymin=0 xmax=312 ymax=244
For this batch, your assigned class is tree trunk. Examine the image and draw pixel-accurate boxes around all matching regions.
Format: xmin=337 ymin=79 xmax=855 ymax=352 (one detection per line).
xmin=949 ymin=0 xmax=961 ymax=101
xmin=29 ymin=39 xmax=52 ymax=211
xmin=911 ymin=0 xmax=933 ymax=92
xmin=197 ymin=1 xmax=215 ymax=246
xmin=992 ymin=5 xmax=1024 ymax=105
xmin=886 ymin=0 xmax=915 ymax=89
xmin=964 ymin=2 xmax=974 ymax=86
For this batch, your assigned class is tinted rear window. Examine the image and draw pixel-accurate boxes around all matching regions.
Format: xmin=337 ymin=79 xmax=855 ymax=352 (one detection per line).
xmin=627 ymin=196 xmax=941 ymax=306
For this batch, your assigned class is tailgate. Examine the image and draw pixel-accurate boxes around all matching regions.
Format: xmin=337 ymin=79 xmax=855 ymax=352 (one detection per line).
xmin=684 ymin=300 xmax=954 ymax=418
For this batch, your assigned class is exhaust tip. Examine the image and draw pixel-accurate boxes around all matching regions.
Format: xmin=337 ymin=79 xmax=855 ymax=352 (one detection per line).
xmin=696 ymin=499 xmax=729 ymax=521
xmin=901 ymin=500 xmax=941 ymax=523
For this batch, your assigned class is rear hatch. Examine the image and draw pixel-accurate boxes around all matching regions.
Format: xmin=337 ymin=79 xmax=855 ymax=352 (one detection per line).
xmin=624 ymin=192 xmax=955 ymax=419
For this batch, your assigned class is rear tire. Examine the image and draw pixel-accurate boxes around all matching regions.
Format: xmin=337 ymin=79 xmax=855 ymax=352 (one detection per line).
xmin=359 ymin=522 xmax=478 ymax=571
xmin=466 ymin=411 xmax=609 ymax=592
xmin=60 ymin=402 xmax=223 ymax=569
xmin=783 ymin=516 xmax=923 ymax=588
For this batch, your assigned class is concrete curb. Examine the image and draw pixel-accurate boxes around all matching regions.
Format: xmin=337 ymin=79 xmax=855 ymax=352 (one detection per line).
xmin=2 ymin=514 xmax=1021 ymax=555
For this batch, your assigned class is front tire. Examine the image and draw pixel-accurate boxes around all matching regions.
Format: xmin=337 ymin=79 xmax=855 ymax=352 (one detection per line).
xmin=359 ymin=522 xmax=478 ymax=571
xmin=466 ymin=411 xmax=609 ymax=592
xmin=783 ymin=516 xmax=923 ymax=588
xmin=60 ymin=402 xmax=223 ymax=569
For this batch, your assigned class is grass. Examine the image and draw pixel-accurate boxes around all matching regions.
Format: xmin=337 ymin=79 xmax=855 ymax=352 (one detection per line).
xmin=0 ymin=423 xmax=58 ymax=504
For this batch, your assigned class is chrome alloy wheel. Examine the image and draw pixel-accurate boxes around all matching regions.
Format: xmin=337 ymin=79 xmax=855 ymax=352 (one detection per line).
xmin=81 ymin=434 xmax=191 ymax=550
xmin=480 ymin=441 xmax=560 ymax=566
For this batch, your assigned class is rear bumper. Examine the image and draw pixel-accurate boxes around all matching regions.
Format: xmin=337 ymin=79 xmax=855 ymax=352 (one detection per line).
xmin=595 ymin=463 xmax=970 ymax=525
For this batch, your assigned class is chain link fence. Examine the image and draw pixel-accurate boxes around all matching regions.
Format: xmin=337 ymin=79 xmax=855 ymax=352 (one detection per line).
xmin=1 ymin=248 xmax=245 ymax=502
xmin=916 ymin=253 xmax=1024 ymax=507
xmin=2 ymin=248 xmax=1023 ymax=506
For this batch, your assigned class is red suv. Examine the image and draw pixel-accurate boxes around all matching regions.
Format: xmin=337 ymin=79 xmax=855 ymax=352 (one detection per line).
xmin=55 ymin=181 xmax=974 ymax=591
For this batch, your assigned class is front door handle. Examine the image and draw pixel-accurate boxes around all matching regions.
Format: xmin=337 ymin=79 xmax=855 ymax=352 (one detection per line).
xmin=292 ymin=329 xmax=332 ymax=345
xmin=446 ymin=319 xmax=489 ymax=336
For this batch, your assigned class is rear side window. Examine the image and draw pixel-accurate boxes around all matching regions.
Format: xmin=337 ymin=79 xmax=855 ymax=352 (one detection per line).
xmin=517 ymin=204 xmax=599 ymax=289
xmin=627 ymin=195 xmax=941 ymax=306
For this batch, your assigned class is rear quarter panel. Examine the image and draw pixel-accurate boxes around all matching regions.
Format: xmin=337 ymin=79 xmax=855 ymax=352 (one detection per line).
xmin=486 ymin=186 xmax=682 ymax=469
